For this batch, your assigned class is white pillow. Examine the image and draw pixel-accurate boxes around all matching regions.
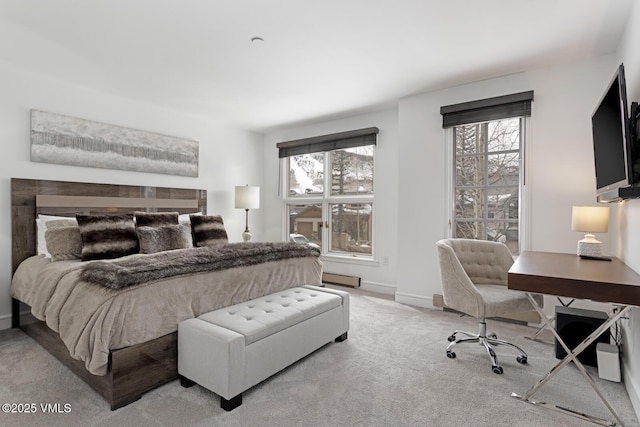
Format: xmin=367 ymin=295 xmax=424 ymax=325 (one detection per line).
xmin=36 ymin=218 xmax=46 ymax=256
xmin=36 ymin=214 xmax=78 ymax=257
xmin=178 ymin=212 xmax=202 ymax=223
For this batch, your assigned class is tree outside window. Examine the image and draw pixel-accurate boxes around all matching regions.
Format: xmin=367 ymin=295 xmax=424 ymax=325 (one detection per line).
xmin=453 ymin=118 xmax=521 ymax=254
xmin=286 ymin=146 xmax=374 ymax=257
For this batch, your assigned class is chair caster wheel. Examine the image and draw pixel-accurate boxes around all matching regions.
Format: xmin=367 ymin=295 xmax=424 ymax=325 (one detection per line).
xmin=516 ymin=355 xmax=528 ymax=364
xmin=492 ymin=365 xmax=503 ymax=374
xmin=447 ymin=335 xmax=456 ymax=342
xmin=488 ymin=333 xmax=497 ymax=339
xmin=446 ymin=351 xmax=456 ymax=359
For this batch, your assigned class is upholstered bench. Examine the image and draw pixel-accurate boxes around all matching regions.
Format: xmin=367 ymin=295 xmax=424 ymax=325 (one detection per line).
xmin=178 ymin=285 xmax=349 ymax=411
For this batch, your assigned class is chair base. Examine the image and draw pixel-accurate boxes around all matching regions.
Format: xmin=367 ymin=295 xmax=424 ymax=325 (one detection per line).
xmin=445 ymin=319 xmax=528 ymax=374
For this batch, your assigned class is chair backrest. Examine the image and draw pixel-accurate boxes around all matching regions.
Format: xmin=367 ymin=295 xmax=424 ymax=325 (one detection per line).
xmin=437 ymin=239 xmax=514 ymax=286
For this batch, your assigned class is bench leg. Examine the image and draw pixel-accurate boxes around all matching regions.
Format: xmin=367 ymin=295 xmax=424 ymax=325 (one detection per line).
xmin=335 ymin=332 xmax=348 ymax=342
xmin=179 ymin=375 xmax=196 ymax=388
xmin=221 ymin=394 xmax=242 ymax=411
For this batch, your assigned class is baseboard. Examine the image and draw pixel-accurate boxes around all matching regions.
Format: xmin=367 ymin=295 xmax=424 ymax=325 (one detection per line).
xmin=0 ymin=313 xmax=11 ymax=330
xmin=623 ymin=358 xmax=640 ymax=422
xmin=0 ymin=308 xmax=36 ymax=330
xmin=360 ymin=280 xmax=396 ymax=295
xmin=394 ymin=291 xmax=434 ymax=309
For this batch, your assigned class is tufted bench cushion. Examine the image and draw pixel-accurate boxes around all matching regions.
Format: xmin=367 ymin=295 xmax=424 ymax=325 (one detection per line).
xmin=178 ymin=285 xmax=349 ymax=411
xmin=198 ymin=287 xmax=342 ymax=345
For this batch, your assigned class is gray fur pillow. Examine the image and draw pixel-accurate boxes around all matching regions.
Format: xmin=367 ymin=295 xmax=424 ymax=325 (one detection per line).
xmin=134 ymin=211 xmax=179 ymax=228
xmin=45 ymin=226 xmax=82 ymax=261
xmin=136 ymin=224 xmax=193 ymax=254
xmin=76 ymin=214 xmax=139 ymax=260
xmin=190 ymin=215 xmax=228 ymax=247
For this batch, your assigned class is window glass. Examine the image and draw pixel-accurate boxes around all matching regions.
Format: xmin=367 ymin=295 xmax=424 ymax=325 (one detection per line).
xmin=330 ymin=146 xmax=374 ymax=195
xmin=452 ymin=118 xmax=522 ymax=255
xmin=288 ymin=153 xmax=324 ymax=196
xmin=455 ymin=220 xmax=485 ymax=240
xmin=330 ymin=203 xmax=372 ymax=255
xmin=455 ymin=124 xmax=485 ymax=155
xmin=456 ymin=155 xmax=486 ymax=186
xmin=288 ymin=204 xmax=322 ymax=249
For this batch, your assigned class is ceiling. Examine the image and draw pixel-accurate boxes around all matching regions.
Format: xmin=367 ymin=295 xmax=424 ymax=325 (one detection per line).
xmin=0 ymin=0 xmax=634 ymax=133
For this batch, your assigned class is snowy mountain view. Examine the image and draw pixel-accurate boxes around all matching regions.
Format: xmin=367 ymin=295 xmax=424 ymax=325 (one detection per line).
xmin=289 ymin=147 xmax=373 ymax=196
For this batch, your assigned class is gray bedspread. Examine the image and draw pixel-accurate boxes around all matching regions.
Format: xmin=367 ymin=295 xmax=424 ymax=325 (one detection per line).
xmin=11 ymin=248 xmax=323 ymax=375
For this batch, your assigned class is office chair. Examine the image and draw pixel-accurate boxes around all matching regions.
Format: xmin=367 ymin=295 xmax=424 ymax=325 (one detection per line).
xmin=436 ymin=238 xmax=542 ymax=374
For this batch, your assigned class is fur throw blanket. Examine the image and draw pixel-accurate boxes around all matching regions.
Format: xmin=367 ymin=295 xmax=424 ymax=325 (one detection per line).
xmin=79 ymin=242 xmax=320 ymax=290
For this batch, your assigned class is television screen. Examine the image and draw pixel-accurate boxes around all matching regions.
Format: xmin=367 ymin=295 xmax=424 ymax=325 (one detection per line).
xmin=591 ymin=64 xmax=631 ymax=195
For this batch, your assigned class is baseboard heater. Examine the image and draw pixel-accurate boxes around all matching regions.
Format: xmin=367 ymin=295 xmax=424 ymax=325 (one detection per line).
xmin=322 ymin=273 xmax=361 ymax=288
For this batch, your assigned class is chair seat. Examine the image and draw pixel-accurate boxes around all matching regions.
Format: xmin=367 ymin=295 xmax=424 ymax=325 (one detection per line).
xmin=477 ymin=285 xmax=543 ymax=319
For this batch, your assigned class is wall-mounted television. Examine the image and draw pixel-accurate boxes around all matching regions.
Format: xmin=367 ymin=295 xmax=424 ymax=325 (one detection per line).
xmin=591 ymin=63 xmax=640 ymax=202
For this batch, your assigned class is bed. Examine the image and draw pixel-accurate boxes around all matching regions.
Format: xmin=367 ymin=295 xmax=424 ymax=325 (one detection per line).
xmin=10 ymin=178 xmax=323 ymax=410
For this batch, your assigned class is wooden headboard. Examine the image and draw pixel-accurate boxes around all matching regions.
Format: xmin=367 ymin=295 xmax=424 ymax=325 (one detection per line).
xmin=11 ymin=178 xmax=207 ymax=273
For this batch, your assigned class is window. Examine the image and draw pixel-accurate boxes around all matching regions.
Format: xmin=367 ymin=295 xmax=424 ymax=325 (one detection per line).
xmin=453 ymin=119 xmax=521 ymax=253
xmin=441 ymin=92 xmax=533 ymax=255
xmin=278 ymin=128 xmax=377 ymax=258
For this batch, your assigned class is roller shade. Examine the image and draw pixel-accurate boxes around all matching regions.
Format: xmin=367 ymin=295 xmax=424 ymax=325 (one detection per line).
xmin=440 ymin=91 xmax=534 ymax=128
xmin=277 ymin=127 xmax=379 ymax=158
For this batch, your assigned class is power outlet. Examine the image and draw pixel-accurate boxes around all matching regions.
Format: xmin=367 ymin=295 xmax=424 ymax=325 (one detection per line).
xmin=382 ymin=256 xmax=389 ymax=266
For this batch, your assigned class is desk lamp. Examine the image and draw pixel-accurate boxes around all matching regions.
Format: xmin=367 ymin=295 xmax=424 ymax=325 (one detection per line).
xmin=571 ymin=206 xmax=610 ymax=257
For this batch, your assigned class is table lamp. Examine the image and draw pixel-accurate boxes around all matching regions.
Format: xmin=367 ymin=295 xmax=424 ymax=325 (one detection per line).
xmin=235 ymin=185 xmax=260 ymax=241
xmin=571 ymin=206 xmax=610 ymax=257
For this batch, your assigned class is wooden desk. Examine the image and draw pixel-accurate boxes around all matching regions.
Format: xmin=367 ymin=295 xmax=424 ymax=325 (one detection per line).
xmin=508 ymin=251 xmax=640 ymax=427
xmin=509 ymin=251 xmax=640 ymax=306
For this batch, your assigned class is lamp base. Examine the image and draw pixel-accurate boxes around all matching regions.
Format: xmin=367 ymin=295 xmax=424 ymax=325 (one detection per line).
xmin=577 ymin=241 xmax=602 ymax=257
xmin=242 ymin=230 xmax=252 ymax=242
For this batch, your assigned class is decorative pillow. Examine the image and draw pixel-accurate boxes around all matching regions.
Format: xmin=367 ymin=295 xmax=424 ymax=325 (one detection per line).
xmin=190 ymin=214 xmax=228 ymax=247
xmin=76 ymin=214 xmax=139 ymax=261
xmin=134 ymin=211 xmax=179 ymax=228
xmin=36 ymin=215 xmax=78 ymax=257
xmin=45 ymin=226 xmax=82 ymax=261
xmin=136 ymin=224 xmax=193 ymax=254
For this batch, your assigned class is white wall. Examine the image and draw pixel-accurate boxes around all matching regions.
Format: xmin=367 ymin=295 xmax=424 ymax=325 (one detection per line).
xmin=396 ymin=57 xmax=618 ymax=308
xmin=0 ymin=62 xmax=264 ymax=329
xmin=263 ymin=109 xmax=399 ymax=294
xmin=614 ymin=0 xmax=640 ymax=417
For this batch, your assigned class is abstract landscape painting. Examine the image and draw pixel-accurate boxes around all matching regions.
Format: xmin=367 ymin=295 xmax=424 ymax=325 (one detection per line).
xmin=30 ymin=110 xmax=199 ymax=177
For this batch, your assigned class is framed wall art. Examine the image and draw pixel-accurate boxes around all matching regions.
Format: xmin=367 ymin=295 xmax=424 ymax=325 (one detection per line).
xmin=30 ymin=110 xmax=199 ymax=177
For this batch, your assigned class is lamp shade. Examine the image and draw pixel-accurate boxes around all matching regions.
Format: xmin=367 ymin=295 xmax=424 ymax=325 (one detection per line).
xmin=571 ymin=206 xmax=609 ymax=233
xmin=235 ymin=185 xmax=260 ymax=210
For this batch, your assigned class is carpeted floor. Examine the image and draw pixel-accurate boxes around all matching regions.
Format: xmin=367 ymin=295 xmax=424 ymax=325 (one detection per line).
xmin=0 ymin=286 xmax=638 ymax=427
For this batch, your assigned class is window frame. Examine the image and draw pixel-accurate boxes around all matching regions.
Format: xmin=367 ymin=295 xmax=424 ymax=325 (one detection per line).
xmin=282 ymin=147 xmax=376 ymax=261
xmin=446 ymin=117 xmax=529 ymax=255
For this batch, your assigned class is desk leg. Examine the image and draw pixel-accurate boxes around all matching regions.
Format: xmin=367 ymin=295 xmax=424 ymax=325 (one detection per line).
xmin=527 ymin=297 xmax=575 ymax=342
xmin=527 ymin=315 xmax=555 ymax=341
xmin=512 ymin=293 xmax=628 ymax=427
